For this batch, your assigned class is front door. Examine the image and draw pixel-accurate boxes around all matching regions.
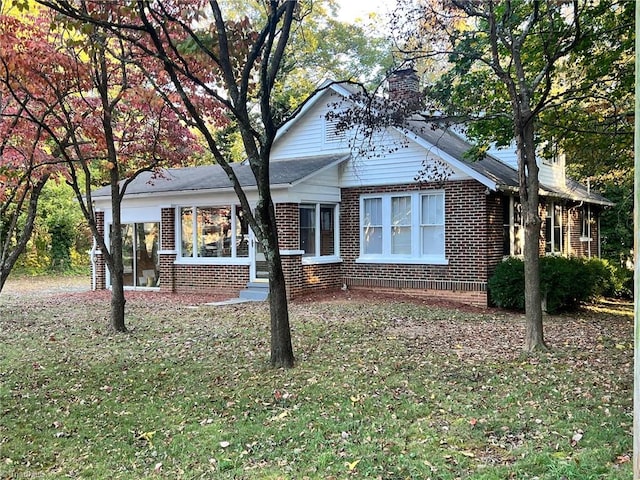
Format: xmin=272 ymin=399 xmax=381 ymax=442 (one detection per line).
xmin=250 ymin=233 xmax=269 ymax=283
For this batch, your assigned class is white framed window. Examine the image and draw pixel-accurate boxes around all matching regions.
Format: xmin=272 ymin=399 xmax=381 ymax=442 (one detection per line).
xmin=299 ymin=203 xmax=339 ymax=259
xmin=179 ymin=204 xmax=249 ymax=260
xmin=359 ymin=191 xmax=446 ymax=264
xmin=502 ymin=196 xmax=523 ymax=256
xmin=579 ymin=205 xmax=592 ymax=241
xmin=545 ymin=202 xmax=563 ymax=254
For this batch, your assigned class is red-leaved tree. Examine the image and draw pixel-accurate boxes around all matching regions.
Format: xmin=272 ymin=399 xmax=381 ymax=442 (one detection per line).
xmin=0 ymin=10 xmax=202 ymax=331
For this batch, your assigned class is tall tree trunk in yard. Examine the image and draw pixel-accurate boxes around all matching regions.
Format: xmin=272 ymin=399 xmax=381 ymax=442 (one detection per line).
xmin=516 ymin=116 xmax=546 ymax=351
xmin=108 ymin=191 xmax=126 ymax=333
xmin=256 ymin=195 xmax=294 ymax=368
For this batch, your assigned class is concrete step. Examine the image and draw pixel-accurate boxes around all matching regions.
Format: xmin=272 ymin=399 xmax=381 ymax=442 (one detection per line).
xmin=238 ymin=283 xmax=269 ymax=301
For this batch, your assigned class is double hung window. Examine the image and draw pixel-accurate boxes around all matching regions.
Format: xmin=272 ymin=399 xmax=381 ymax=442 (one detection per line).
xmin=502 ymin=196 xmax=523 ymax=256
xmin=299 ymin=204 xmax=337 ymax=258
xmin=360 ymin=191 xmax=445 ymax=262
xmin=545 ymin=202 xmax=563 ymax=254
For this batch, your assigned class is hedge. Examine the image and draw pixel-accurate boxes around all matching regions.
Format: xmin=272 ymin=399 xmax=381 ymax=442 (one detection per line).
xmin=488 ymin=256 xmax=629 ymax=314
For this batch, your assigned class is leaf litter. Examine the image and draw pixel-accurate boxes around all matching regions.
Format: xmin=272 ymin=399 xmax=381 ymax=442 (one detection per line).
xmin=0 ymin=278 xmax=633 ymax=479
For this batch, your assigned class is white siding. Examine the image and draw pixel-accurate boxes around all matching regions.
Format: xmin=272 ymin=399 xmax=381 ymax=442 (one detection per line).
xmin=289 ymin=166 xmax=341 ymax=203
xmin=340 ymin=129 xmax=471 ymax=188
xmin=488 ymin=143 xmax=518 ymax=170
xmin=271 ymin=91 xmax=351 ymax=160
xmin=538 ymin=154 xmax=566 ymax=189
xmin=100 ymin=205 xmax=161 ymax=225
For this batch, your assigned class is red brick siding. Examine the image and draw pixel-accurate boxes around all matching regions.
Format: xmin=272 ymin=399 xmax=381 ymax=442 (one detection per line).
xmin=173 ymin=263 xmax=249 ymax=296
xmin=275 ymin=203 xmax=299 ymax=250
xmin=340 ymin=181 xmax=491 ymax=306
xmin=161 ymin=207 xmax=175 ymax=250
xmin=94 ymin=211 xmax=106 ymax=290
xmin=485 ymin=193 xmax=505 ymax=279
xmin=275 ymin=202 xmax=343 ymax=298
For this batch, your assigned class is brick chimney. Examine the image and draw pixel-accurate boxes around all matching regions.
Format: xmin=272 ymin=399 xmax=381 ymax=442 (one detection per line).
xmin=387 ymin=68 xmax=421 ymax=110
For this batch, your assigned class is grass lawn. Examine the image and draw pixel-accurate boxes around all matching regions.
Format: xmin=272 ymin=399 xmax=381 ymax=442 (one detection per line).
xmin=0 ymin=283 xmax=632 ymax=479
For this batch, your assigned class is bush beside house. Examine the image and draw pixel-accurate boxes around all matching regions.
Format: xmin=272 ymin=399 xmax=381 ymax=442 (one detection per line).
xmin=489 ymin=256 xmax=630 ymax=314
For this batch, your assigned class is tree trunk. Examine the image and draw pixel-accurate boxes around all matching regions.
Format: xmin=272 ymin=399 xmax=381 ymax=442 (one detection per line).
xmin=109 ymin=261 xmax=127 ymax=332
xmin=268 ymin=254 xmax=294 ymax=368
xmin=0 ymin=176 xmax=49 ymax=294
xmin=517 ymin=119 xmax=547 ymax=352
xmin=108 ymin=182 xmax=127 ymax=333
xmin=257 ymin=197 xmax=294 ymax=368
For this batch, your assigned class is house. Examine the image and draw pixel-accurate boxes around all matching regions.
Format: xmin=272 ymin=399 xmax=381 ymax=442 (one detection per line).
xmin=90 ymin=72 xmax=613 ymax=306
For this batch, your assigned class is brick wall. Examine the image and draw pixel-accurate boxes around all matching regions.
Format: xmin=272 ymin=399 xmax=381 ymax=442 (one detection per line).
xmin=275 ymin=202 xmax=343 ymax=298
xmin=173 ymin=263 xmax=249 ymax=296
xmin=340 ymin=180 xmax=491 ymax=306
xmin=159 ymin=207 xmax=176 ymax=293
xmin=94 ymin=211 xmax=106 ymax=290
xmin=161 ymin=207 xmax=175 ymax=250
xmin=485 ymin=193 xmax=505 ymax=280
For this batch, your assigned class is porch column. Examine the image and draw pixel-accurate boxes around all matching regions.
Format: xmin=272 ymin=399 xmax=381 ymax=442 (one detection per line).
xmin=93 ymin=210 xmax=106 ymax=290
xmin=275 ymin=203 xmax=303 ymax=299
xmin=159 ymin=206 xmax=176 ymax=293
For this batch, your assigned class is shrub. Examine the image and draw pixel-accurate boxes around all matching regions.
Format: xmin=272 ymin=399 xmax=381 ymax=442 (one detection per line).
xmin=489 ymin=256 xmax=624 ymax=314
xmin=487 ymin=257 xmax=525 ymax=310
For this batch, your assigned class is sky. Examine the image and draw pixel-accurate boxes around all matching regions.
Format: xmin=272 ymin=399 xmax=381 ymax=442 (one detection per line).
xmin=335 ymin=0 xmax=392 ymax=24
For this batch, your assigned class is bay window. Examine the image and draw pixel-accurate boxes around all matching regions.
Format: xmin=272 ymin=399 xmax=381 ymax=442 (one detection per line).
xmin=360 ymin=191 xmax=446 ymax=263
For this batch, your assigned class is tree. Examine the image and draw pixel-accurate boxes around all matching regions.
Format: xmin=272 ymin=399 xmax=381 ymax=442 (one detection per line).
xmin=379 ymin=0 xmax=619 ymax=351
xmin=0 ymin=9 xmax=197 ymax=331
xmin=0 ymin=13 xmax=62 ymax=292
xmin=540 ymin=1 xmax=634 ymax=267
xmin=0 ymin=98 xmax=52 ymax=292
xmin=37 ymin=0 xmax=324 ymax=367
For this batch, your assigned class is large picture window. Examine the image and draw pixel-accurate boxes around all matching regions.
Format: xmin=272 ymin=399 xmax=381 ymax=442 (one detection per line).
xmin=180 ymin=205 xmax=248 ymax=259
xmin=299 ymin=203 xmax=337 ymax=257
xmin=360 ymin=191 xmax=445 ymax=262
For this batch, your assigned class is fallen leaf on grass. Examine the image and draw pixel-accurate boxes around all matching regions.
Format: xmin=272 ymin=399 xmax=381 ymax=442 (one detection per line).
xmin=346 ymin=459 xmax=360 ymax=471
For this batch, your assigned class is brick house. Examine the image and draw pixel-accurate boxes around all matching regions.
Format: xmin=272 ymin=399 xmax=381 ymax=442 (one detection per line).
xmin=91 ymin=78 xmax=612 ymax=306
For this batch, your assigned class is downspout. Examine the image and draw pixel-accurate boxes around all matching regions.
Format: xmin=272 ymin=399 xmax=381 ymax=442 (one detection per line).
xmin=588 ymin=205 xmax=593 ymax=258
xmin=587 ymin=180 xmax=592 ymax=258
xmin=90 ymin=236 xmax=97 ymax=291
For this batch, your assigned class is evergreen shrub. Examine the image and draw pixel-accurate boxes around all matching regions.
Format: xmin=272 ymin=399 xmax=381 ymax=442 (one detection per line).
xmin=489 ymin=256 xmax=626 ymax=313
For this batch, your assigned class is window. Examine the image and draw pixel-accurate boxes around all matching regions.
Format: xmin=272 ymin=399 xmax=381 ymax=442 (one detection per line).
xmin=363 ymin=198 xmax=382 ymax=254
xmin=392 ymin=196 xmax=411 ymax=254
xmin=180 ymin=205 xmax=248 ymax=259
xmin=111 ymin=222 xmax=159 ymax=288
xmin=360 ymin=191 xmax=445 ymax=262
xmin=421 ymin=193 xmax=444 ymax=257
xmin=299 ymin=203 xmax=337 ymax=257
xmin=502 ymin=196 xmax=523 ymax=256
xmin=545 ymin=202 xmax=563 ymax=254
xmin=579 ymin=206 xmax=591 ymax=239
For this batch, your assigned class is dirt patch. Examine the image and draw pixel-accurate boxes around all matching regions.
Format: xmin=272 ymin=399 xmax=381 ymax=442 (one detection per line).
xmin=2 ymin=275 xmax=91 ymax=296
xmin=292 ymin=286 xmax=496 ymax=314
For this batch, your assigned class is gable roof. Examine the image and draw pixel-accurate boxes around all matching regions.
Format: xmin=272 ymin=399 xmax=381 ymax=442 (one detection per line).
xmin=296 ymin=80 xmax=612 ymax=207
xmin=91 ymin=154 xmax=348 ymax=199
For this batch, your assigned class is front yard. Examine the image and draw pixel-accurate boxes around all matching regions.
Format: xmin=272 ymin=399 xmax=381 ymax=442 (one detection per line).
xmin=0 ymin=279 xmax=632 ymax=479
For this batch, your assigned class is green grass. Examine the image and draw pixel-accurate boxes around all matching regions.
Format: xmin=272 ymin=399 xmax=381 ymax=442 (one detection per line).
xmin=0 ymin=291 xmax=632 ymax=479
